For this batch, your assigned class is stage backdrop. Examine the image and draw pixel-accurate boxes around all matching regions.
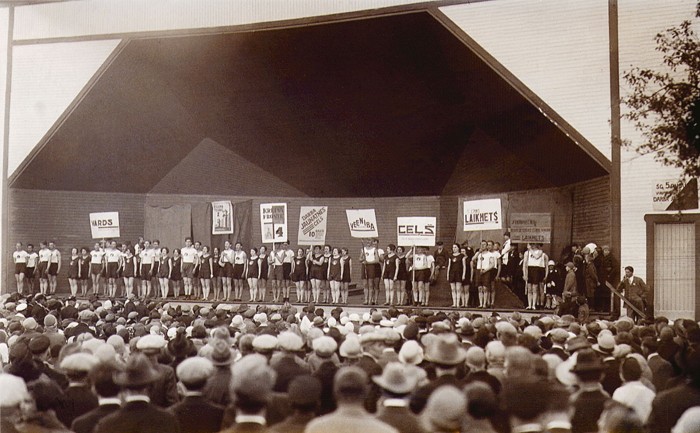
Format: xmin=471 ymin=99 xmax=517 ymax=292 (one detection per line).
xmin=144 ymin=204 xmax=192 ymax=253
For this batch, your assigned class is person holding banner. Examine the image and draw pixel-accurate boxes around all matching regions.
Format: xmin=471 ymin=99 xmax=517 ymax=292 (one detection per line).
xmin=157 ymin=247 xmax=171 ymax=299
xmin=447 ymin=244 xmax=466 ymax=308
xmin=395 ymin=246 xmax=409 ymax=306
xmin=139 ymin=240 xmax=155 ymax=299
xmin=291 ymin=248 xmax=308 ymax=303
xmin=409 ymin=246 xmax=434 ymax=306
xmin=245 ymin=247 xmax=260 ymax=302
xmin=104 ymin=240 xmax=121 ymax=298
xmin=340 ymin=248 xmax=352 ymax=304
xmin=361 ymin=239 xmax=384 ymax=305
xmin=381 ymin=244 xmax=399 ymax=306
xmin=219 ymin=241 xmax=234 ymax=302
xmin=328 ymin=248 xmax=343 ymax=304
xmin=12 ymin=242 xmax=29 ymax=295
xmin=199 ymin=246 xmax=213 ymax=301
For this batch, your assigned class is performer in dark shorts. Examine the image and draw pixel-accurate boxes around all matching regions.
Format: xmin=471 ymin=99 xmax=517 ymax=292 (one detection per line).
xmin=89 ymin=242 xmax=105 ymax=296
xmin=151 ymin=239 xmax=162 ymax=298
xmin=78 ymin=247 xmax=90 ymax=297
xmin=410 ymin=246 xmax=435 ymax=306
xmin=340 ymin=248 xmax=352 ymax=304
xmin=122 ymin=247 xmax=137 ymax=298
xmin=219 ymin=241 xmax=234 ymax=301
xmin=395 ymin=246 xmax=409 ymax=306
xmin=199 ymin=246 xmax=213 ymax=301
xmin=282 ymin=242 xmax=294 ymax=301
xmin=47 ymin=241 xmax=61 ymax=295
xmin=447 ymin=243 xmax=466 ymax=308
xmin=157 ymin=247 xmax=171 ymax=299
xmin=181 ymin=237 xmax=199 ymax=300
xmin=232 ymin=242 xmax=247 ymax=301
xmin=309 ymin=246 xmax=324 ymax=304
xmin=139 ymin=240 xmax=155 ymax=299
xmin=104 ymin=240 xmax=121 ymax=298
xmin=328 ymin=247 xmax=342 ymax=304
xmin=361 ymin=238 xmax=384 ymax=305
xmin=25 ymin=244 xmax=38 ymax=294
xmin=13 ymin=242 xmax=28 ymax=295
xmin=382 ymin=244 xmax=399 ymax=306
xmin=524 ymin=243 xmax=548 ymax=310
xmin=291 ymin=248 xmax=307 ymax=303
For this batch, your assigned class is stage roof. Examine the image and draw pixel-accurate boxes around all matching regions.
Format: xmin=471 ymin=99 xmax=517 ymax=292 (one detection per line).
xmin=10 ymin=11 xmax=609 ymax=197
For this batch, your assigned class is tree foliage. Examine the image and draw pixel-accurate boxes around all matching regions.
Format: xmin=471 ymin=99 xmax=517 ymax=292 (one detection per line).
xmin=622 ymin=3 xmax=700 ymax=197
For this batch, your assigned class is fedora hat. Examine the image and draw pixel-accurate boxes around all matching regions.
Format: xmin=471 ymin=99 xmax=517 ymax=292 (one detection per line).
xmin=208 ymin=339 xmax=235 ymax=366
xmin=113 ymin=353 xmax=161 ymax=387
xmin=372 ymin=362 xmax=418 ymax=395
xmin=423 ymin=333 xmax=466 ymax=366
xmin=571 ymin=349 xmax=603 ymax=374
xmin=398 ymin=340 xmax=424 ymax=365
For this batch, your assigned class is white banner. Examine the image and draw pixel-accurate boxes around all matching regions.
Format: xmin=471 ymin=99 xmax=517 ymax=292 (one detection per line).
xmin=346 ymin=209 xmax=379 ymax=238
xmin=90 ymin=212 xmax=120 ymax=239
xmin=463 ymin=198 xmax=502 ymax=231
xmin=397 ymin=217 xmax=436 ymax=247
xmin=260 ymin=203 xmax=288 ymax=243
xmin=212 ymin=201 xmax=234 ymax=235
xmin=298 ymin=206 xmax=328 ymax=245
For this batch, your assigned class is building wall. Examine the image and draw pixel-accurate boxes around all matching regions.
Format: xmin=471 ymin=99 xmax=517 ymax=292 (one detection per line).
xmin=6 ymin=188 xmax=145 ymax=293
xmin=572 ymin=176 xmax=611 ymax=248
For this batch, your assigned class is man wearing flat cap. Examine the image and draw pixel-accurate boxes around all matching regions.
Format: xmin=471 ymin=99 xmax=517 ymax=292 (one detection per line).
xmin=168 ymin=357 xmax=223 ymax=433
xmin=270 ymin=332 xmax=309 ymax=393
xmin=373 ymin=362 xmax=425 ymax=433
xmin=72 ymin=362 xmax=122 ymax=433
xmin=56 ymin=352 xmax=99 ymax=427
xmin=305 ymin=366 xmax=398 ymax=433
xmin=269 ymin=375 xmax=322 ymax=433
xmin=136 ymin=334 xmax=179 ymax=407
xmin=220 ymin=354 xmax=277 ymax=432
xmin=95 ymin=353 xmax=180 ymax=433
xmin=29 ymin=334 xmax=68 ymax=389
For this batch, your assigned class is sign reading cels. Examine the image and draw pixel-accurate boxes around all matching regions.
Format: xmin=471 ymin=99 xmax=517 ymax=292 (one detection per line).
xmin=89 ymin=212 xmax=120 ymax=239
xmin=463 ymin=199 xmax=502 ymax=231
xmin=397 ymin=217 xmax=436 ymax=247
xmin=346 ymin=209 xmax=379 ymax=238
xmin=298 ymin=206 xmax=328 ymax=245
xmin=260 ymin=203 xmax=288 ymax=243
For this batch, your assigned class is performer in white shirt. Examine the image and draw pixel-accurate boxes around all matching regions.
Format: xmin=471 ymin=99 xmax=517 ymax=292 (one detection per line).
xmin=139 ymin=240 xmax=155 ymax=299
xmin=25 ymin=244 xmax=38 ymax=294
xmin=37 ymin=241 xmax=51 ymax=295
xmin=48 ymin=241 xmax=61 ymax=295
xmin=232 ymin=242 xmax=247 ymax=301
xmin=219 ymin=240 xmax=234 ymax=302
xmin=104 ymin=240 xmax=122 ymax=298
xmin=361 ymin=238 xmax=384 ymax=305
xmin=409 ymin=246 xmax=435 ymax=306
xmin=90 ymin=242 xmax=105 ymax=296
xmin=12 ymin=242 xmax=29 ymax=294
xmin=523 ymin=243 xmax=548 ymax=310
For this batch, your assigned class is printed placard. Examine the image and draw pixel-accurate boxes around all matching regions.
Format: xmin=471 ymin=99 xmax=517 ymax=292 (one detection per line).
xmin=212 ymin=201 xmax=234 ymax=234
xmin=260 ymin=203 xmax=288 ymax=243
xmin=298 ymin=206 xmax=328 ymax=245
xmin=463 ymin=199 xmax=502 ymax=231
xmin=346 ymin=209 xmax=379 ymax=238
xmin=397 ymin=217 xmax=436 ymax=247
xmin=90 ymin=212 xmax=120 ymax=239
xmin=509 ymin=213 xmax=551 ymax=243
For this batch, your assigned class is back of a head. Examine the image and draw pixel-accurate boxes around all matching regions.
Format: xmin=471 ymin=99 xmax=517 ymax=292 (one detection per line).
xmin=425 ymin=385 xmax=467 ymax=431
xmin=90 ymin=362 xmax=121 ymax=398
xmin=620 ymin=357 xmax=642 ymax=382
xmin=0 ymin=373 xmax=30 ymax=407
xmin=598 ymin=401 xmax=644 ymax=433
xmin=501 ymin=377 xmax=550 ymax=422
xmin=464 ymin=382 xmax=497 ymax=420
xmin=466 ymin=346 xmax=486 ymax=370
xmin=504 ymin=346 xmax=533 ymax=377
xmin=333 ymin=366 xmax=368 ymax=403
xmin=231 ymin=354 xmax=276 ymax=413
xmin=28 ymin=380 xmax=63 ymax=412
xmin=486 ymin=341 xmax=505 ymax=364
xmin=673 ymin=406 xmax=700 ymax=433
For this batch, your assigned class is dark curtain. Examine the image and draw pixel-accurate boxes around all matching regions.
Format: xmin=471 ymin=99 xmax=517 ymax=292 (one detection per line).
xmin=191 ymin=200 xmax=253 ymax=251
xmin=144 ymin=204 xmax=192 ymax=251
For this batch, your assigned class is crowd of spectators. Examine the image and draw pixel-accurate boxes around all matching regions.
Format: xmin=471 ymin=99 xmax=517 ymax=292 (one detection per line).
xmin=1 ymin=290 xmax=697 ymax=433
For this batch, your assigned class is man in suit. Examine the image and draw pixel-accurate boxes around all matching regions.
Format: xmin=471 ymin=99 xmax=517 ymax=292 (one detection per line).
xmin=269 ymin=375 xmax=321 ymax=433
xmin=56 ymin=352 xmax=99 ymax=428
xmin=545 ymin=328 xmax=570 ymax=361
xmin=569 ymin=349 xmax=610 ymax=433
xmin=95 ymin=353 xmax=180 ymax=433
xmin=136 ymin=334 xmax=179 ymax=407
xmin=305 ymin=366 xmax=398 ymax=433
xmin=373 ymin=362 xmax=426 ymax=433
xmin=168 ymin=357 xmax=224 ymax=433
xmin=356 ymin=332 xmax=384 ymax=413
xmin=72 ymin=362 xmax=122 ymax=433
xmin=642 ymin=337 xmax=675 ymax=392
xmin=220 ymin=354 xmax=277 ymax=433
xmin=617 ymin=266 xmax=648 ymax=322
xmin=647 ymin=348 xmax=700 ymax=433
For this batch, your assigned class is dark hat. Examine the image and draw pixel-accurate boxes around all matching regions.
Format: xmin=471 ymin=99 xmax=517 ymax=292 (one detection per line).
xmin=113 ymin=353 xmax=161 ymax=387
xmin=566 ymin=336 xmax=591 ymax=353
xmin=28 ymin=335 xmax=50 ymax=355
xmin=571 ymin=349 xmax=603 ymax=374
xmin=167 ymin=330 xmax=194 ymax=358
xmin=288 ymin=375 xmax=322 ymax=405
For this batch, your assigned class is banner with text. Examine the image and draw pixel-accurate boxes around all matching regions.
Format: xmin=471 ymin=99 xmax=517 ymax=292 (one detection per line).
xmin=298 ymin=206 xmax=328 ymax=245
xmin=212 ymin=200 xmax=234 ymax=235
xmin=90 ymin=212 xmax=120 ymax=239
xmin=509 ymin=213 xmax=552 ymax=244
xmin=260 ymin=203 xmax=288 ymax=243
xmin=346 ymin=209 xmax=379 ymax=238
xmin=397 ymin=217 xmax=436 ymax=247
xmin=463 ymin=199 xmax=502 ymax=231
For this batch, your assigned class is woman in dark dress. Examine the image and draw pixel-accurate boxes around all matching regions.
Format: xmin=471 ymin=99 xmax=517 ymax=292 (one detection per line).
xmin=291 ymin=248 xmax=307 ymax=303
xmin=68 ymin=248 xmax=80 ymax=297
xmin=211 ymin=247 xmax=221 ymax=301
xmin=170 ymin=249 xmax=182 ymax=298
xmin=448 ymin=243 xmax=465 ymax=308
xmin=79 ymin=247 xmax=91 ymax=297
xmin=200 ymin=246 xmax=213 ymax=301
xmin=340 ymin=248 xmax=352 ymax=304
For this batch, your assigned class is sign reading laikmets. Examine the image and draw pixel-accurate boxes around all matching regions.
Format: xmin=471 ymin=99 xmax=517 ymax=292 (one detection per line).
xmin=346 ymin=209 xmax=379 ymax=238
xmin=463 ymin=199 xmax=502 ymax=231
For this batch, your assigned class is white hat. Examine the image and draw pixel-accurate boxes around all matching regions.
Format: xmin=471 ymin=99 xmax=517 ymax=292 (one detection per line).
xmin=252 ymin=334 xmax=278 ymax=352
xmin=277 ymin=332 xmax=303 ymax=352
xmin=61 ymin=352 xmax=99 ymax=372
xmin=136 ymin=334 xmax=167 ymax=353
